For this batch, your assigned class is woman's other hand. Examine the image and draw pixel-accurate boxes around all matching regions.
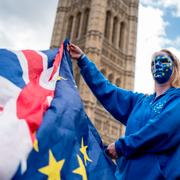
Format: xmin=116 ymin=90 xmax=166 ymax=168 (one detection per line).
xmin=106 ymin=143 xmax=118 ymax=159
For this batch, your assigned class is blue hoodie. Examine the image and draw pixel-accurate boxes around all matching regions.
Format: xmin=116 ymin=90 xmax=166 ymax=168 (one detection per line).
xmin=77 ymin=55 xmax=180 ymax=180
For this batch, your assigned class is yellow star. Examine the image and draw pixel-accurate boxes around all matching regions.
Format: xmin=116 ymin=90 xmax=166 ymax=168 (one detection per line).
xmin=33 ymin=132 xmax=39 ymax=152
xmin=38 ymin=150 xmax=65 ymax=180
xmin=33 ymin=138 xmax=39 ymax=152
xmin=73 ymin=155 xmax=87 ymax=180
xmin=57 ymin=76 xmax=62 ymax=81
xmin=57 ymin=76 xmax=67 ymax=81
xmin=80 ymin=138 xmax=92 ymax=165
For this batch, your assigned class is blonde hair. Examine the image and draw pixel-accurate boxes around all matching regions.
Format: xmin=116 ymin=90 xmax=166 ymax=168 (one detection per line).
xmin=161 ymin=49 xmax=180 ymax=88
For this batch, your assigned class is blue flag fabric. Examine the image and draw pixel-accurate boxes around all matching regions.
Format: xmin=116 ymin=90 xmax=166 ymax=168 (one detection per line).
xmin=13 ymin=41 xmax=116 ymax=179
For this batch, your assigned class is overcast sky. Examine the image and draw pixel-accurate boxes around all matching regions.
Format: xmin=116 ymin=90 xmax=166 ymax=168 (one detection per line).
xmin=0 ymin=0 xmax=180 ymax=94
xmin=0 ymin=0 xmax=58 ymax=49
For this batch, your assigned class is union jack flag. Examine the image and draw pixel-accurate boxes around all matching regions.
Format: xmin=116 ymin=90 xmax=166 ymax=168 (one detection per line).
xmin=0 ymin=43 xmax=63 ymax=178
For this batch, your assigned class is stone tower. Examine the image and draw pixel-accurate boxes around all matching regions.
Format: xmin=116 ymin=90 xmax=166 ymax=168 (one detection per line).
xmin=51 ymin=0 xmax=139 ymax=145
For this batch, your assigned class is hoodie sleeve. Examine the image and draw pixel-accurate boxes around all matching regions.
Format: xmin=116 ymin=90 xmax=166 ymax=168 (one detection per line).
xmin=115 ymin=98 xmax=180 ymax=157
xmin=77 ymin=55 xmax=144 ymax=125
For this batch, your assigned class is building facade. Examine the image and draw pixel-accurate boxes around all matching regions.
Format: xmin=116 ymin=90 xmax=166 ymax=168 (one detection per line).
xmin=51 ymin=0 xmax=139 ymax=145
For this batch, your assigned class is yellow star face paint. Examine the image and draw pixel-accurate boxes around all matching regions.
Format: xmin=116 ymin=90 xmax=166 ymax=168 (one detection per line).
xmin=151 ymin=54 xmax=173 ymax=84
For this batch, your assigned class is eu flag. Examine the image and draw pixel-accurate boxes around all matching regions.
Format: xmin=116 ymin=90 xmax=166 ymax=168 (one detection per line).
xmin=9 ymin=40 xmax=117 ymax=179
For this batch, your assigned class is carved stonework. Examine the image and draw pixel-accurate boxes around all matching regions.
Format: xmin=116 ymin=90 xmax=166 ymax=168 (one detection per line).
xmin=51 ymin=0 xmax=139 ymax=145
xmin=70 ymin=0 xmax=91 ymax=12
xmin=107 ymin=0 xmax=128 ymax=16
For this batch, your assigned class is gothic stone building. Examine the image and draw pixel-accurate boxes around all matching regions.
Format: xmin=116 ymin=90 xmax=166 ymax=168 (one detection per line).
xmin=51 ymin=0 xmax=139 ymax=145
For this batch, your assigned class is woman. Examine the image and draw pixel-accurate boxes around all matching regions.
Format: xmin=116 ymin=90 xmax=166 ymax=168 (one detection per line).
xmin=68 ymin=44 xmax=180 ymax=180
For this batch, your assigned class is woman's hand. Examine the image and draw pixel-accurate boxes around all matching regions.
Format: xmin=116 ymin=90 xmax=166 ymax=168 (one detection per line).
xmin=106 ymin=143 xmax=118 ymax=159
xmin=68 ymin=43 xmax=84 ymax=60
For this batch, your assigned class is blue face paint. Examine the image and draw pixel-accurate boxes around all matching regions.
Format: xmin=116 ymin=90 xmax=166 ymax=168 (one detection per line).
xmin=151 ymin=54 xmax=173 ymax=84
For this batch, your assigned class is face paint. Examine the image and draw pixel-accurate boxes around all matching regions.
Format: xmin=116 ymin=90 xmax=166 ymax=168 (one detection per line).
xmin=151 ymin=54 xmax=173 ymax=84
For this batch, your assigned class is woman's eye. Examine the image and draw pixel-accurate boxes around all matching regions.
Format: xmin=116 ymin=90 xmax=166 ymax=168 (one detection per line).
xmin=161 ymin=59 xmax=169 ymax=64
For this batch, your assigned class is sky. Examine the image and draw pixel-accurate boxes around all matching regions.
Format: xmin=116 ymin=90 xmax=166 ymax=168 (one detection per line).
xmin=0 ymin=0 xmax=180 ymax=94
xmin=135 ymin=0 xmax=180 ymax=93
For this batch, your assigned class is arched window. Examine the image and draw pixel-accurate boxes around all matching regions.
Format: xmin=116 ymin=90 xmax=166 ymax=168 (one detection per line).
xmin=100 ymin=68 xmax=106 ymax=76
xmin=103 ymin=120 xmax=110 ymax=134
xmin=73 ymin=64 xmax=81 ymax=87
xmin=108 ymin=73 xmax=114 ymax=83
xmin=119 ymin=22 xmax=126 ymax=49
xmin=82 ymin=8 xmax=90 ymax=35
xmin=94 ymin=118 xmax=102 ymax=131
xmin=112 ymin=16 xmax=118 ymax=44
xmin=66 ymin=16 xmax=74 ymax=39
xmin=116 ymin=77 xmax=121 ymax=86
xmin=74 ymin=12 xmax=82 ymax=39
xmin=104 ymin=11 xmax=111 ymax=40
